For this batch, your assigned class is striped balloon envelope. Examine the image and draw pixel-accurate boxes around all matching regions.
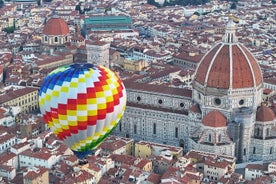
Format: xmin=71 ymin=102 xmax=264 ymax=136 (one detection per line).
xmin=39 ymin=63 xmax=126 ymax=158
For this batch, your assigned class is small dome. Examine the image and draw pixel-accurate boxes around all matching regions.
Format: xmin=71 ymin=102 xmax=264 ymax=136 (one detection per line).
xmin=256 ymin=105 xmax=275 ymax=122
xmin=43 ymin=16 xmax=69 ymax=36
xmin=202 ymin=110 xmax=227 ymax=127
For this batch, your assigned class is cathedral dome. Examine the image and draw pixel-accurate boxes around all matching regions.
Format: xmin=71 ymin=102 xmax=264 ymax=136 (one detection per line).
xmin=202 ymin=110 xmax=227 ymax=127
xmin=42 ymin=16 xmax=69 ymax=36
xmin=194 ymin=20 xmax=262 ymax=90
xmin=256 ymin=105 xmax=275 ymax=122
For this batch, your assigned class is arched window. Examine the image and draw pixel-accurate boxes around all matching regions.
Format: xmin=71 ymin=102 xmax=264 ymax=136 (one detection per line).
xmin=218 ymin=134 xmax=222 ymax=142
xmin=253 ymin=147 xmax=256 ymax=154
xmin=208 ymin=134 xmax=212 ymax=142
xmin=44 ymin=36 xmax=48 ymax=42
xmin=256 ymin=127 xmax=260 ymax=136
xmin=270 ymin=147 xmax=273 ymax=154
xmin=175 ymin=127 xmax=178 ymax=138
xmin=54 ymin=37 xmax=58 ymax=42
xmin=243 ymin=148 xmax=246 ymax=155
xmin=266 ymin=128 xmax=270 ymax=137
xmin=153 ymin=123 xmax=156 ymax=134
xmin=119 ymin=122 xmax=122 ymax=132
xmin=134 ymin=124 xmax=137 ymax=134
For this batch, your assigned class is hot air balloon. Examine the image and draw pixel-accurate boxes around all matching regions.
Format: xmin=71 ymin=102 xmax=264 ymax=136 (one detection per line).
xmin=39 ymin=63 xmax=126 ymax=158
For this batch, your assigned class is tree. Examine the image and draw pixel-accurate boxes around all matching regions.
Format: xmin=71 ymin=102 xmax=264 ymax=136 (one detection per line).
xmin=0 ymin=0 xmax=3 ymax=8
xmin=194 ymin=11 xmax=200 ymax=16
xmin=272 ymin=0 xmax=276 ymax=4
xmin=230 ymin=2 xmax=237 ymax=9
xmin=147 ymin=0 xmax=160 ymax=7
xmin=3 ymin=26 xmax=15 ymax=34
xmin=75 ymin=4 xmax=81 ymax=12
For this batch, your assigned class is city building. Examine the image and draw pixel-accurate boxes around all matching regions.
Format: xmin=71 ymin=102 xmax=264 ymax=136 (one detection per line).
xmin=97 ymin=135 xmax=134 ymax=156
xmin=114 ymin=20 xmax=276 ymax=163
xmin=0 ymin=131 xmax=16 ymax=154
xmin=41 ymin=15 xmax=71 ymax=54
xmin=83 ymin=16 xmax=132 ymax=35
xmin=0 ymin=164 xmax=16 ymax=181
xmin=19 ymin=148 xmax=59 ymax=169
xmin=135 ymin=141 xmax=183 ymax=159
xmin=86 ymin=40 xmax=110 ymax=68
xmin=268 ymin=161 xmax=276 ymax=173
xmin=244 ymin=164 xmax=267 ymax=181
xmin=0 ymin=87 xmax=39 ymax=113
xmin=0 ymin=65 xmax=3 ymax=82
xmin=23 ymin=167 xmax=49 ymax=184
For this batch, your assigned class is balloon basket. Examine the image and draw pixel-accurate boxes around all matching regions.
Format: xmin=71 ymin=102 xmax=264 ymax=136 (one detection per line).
xmin=73 ymin=150 xmax=94 ymax=160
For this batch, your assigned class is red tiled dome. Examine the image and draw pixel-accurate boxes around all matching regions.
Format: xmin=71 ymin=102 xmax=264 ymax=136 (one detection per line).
xmin=194 ymin=43 xmax=262 ymax=89
xmin=194 ymin=21 xmax=262 ymax=90
xmin=43 ymin=17 xmax=69 ymax=36
xmin=202 ymin=110 xmax=227 ymax=127
xmin=256 ymin=105 xmax=275 ymax=122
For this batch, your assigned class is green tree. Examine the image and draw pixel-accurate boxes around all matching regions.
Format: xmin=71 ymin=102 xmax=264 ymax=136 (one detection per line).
xmin=230 ymin=2 xmax=237 ymax=9
xmin=0 ymin=0 xmax=4 ymax=8
xmin=3 ymin=26 xmax=15 ymax=34
xmin=194 ymin=11 xmax=200 ymax=16
xmin=272 ymin=0 xmax=276 ymax=4
xmin=147 ymin=0 xmax=160 ymax=7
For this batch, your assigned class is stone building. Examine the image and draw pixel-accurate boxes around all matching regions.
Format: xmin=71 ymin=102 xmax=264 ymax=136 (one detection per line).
xmin=113 ymin=21 xmax=276 ymax=163
xmin=41 ymin=15 xmax=71 ymax=54
xmin=86 ymin=40 xmax=110 ymax=68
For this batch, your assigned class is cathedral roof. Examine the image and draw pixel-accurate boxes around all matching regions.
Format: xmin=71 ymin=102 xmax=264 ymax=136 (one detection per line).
xmin=202 ymin=110 xmax=227 ymax=128
xmin=194 ymin=20 xmax=263 ymax=89
xmin=189 ymin=103 xmax=201 ymax=114
xmin=42 ymin=16 xmax=69 ymax=36
xmin=256 ymin=105 xmax=275 ymax=122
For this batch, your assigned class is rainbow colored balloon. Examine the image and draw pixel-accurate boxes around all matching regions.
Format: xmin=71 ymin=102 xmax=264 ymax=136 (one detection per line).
xmin=39 ymin=63 xmax=126 ymax=158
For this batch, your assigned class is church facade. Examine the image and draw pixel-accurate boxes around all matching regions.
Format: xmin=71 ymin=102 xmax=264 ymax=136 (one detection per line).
xmin=113 ymin=21 xmax=276 ymax=163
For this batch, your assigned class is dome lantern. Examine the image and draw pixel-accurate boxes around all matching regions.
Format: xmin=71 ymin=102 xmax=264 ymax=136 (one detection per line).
xmin=222 ymin=19 xmax=238 ymax=44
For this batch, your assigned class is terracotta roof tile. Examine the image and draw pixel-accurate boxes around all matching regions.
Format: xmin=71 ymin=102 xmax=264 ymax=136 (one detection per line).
xmin=256 ymin=105 xmax=275 ymax=122
xmin=189 ymin=103 xmax=201 ymax=114
xmin=194 ymin=43 xmax=262 ymax=89
xmin=202 ymin=110 xmax=227 ymax=127
xmin=43 ymin=17 xmax=69 ymax=36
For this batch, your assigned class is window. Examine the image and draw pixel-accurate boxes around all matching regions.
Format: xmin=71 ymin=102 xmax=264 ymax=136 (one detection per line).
xmin=44 ymin=36 xmax=48 ymax=42
xmin=175 ymin=127 xmax=178 ymax=138
xmin=180 ymin=103 xmax=184 ymax=107
xmin=253 ymin=147 xmax=256 ymax=154
xmin=119 ymin=123 xmax=122 ymax=132
xmin=218 ymin=134 xmax=221 ymax=142
xmin=266 ymin=128 xmax=270 ymax=137
xmin=239 ymin=99 xmax=244 ymax=105
xmin=270 ymin=147 xmax=273 ymax=154
xmin=158 ymin=99 xmax=163 ymax=104
xmin=134 ymin=124 xmax=137 ymax=134
xmin=256 ymin=127 xmax=260 ymax=137
xmin=137 ymin=96 xmax=141 ymax=101
xmin=214 ymin=98 xmax=221 ymax=105
xmin=208 ymin=134 xmax=212 ymax=142
xmin=153 ymin=123 xmax=156 ymax=134
xmin=54 ymin=37 xmax=58 ymax=42
xmin=244 ymin=148 xmax=246 ymax=155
